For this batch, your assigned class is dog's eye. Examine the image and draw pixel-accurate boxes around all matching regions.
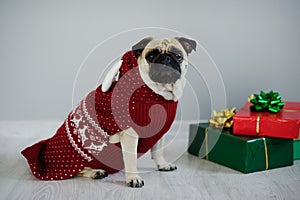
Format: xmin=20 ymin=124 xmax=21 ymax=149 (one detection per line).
xmin=146 ymin=49 xmax=161 ymax=62
xmin=169 ymin=47 xmax=184 ymax=63
xmin=175 ymin=54 xmax=183 ymax=62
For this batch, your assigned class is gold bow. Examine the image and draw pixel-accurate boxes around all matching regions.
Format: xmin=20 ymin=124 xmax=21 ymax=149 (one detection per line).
xmin=208 ymin=107 xmax=236 ymax=129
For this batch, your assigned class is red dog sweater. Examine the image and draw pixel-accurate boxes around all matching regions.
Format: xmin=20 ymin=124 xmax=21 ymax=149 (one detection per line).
xmin=21 ymin=51 xmax=178 ymax=180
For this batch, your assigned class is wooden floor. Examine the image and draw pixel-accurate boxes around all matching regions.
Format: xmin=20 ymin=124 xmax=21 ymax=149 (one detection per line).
xmin=0 ymin=121 xmax=299 ymax=200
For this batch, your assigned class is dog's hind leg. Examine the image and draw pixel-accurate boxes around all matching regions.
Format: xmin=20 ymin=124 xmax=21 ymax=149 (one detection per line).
xmin=77 ymin=167 xmax=108 ymax=179
xmin=151 ymin=136 xmax=177 ymax=171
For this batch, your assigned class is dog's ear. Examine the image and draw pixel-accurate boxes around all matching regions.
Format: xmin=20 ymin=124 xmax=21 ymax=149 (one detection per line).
xmin=132 ymin=37 xmax=153 ymax=58
xmin=175 ymin=37 xmax=197 ymax=55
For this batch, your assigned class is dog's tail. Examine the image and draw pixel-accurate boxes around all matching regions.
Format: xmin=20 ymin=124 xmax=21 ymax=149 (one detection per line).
xmin=102 ymin=60 xmax=123 ymax=92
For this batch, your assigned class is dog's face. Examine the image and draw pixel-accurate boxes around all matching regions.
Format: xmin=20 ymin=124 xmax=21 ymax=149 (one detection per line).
xmin=132 ymin=37 xmax=196 ymax=101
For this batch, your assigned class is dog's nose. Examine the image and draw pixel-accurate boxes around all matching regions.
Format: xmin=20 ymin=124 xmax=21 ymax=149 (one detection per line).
xmin=163 ymin=55 xmax=172 ymax=65
xmin=158 ymin=54 xmax=181 ymax=74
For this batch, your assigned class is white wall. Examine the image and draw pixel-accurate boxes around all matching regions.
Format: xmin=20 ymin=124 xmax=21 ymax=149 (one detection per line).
xmin=1 ymin=0 xmax=300 ymax=120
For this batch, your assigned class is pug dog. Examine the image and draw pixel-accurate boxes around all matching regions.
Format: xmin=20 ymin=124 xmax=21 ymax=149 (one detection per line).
xmin=21 ymin=37 xmax=196 ymax=188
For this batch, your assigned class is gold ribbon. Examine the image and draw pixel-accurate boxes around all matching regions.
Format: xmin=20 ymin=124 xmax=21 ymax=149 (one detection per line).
xmin=262 ymin=137 xmax=269 ymax=170
xmin=256 ymin=113 xmax=262 ymax=136
xmin=205 ymin=128 xmax=209 ymax=160
xmin=208 ymin=107 xmax=236 ymax=129
xmin=281 ymin=109 xmax=299 ymax=113
xmin=254 ymin=109 xmax=299 ymax=136
xmin=206 ymin=128 xmax=269 ymax=170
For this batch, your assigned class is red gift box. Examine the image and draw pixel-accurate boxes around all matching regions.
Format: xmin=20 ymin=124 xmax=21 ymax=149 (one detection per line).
xmin=233 ymin=102 xmax=300 ymax=139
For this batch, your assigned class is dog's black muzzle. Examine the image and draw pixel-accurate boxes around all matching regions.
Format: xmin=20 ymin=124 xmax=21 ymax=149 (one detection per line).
xmin=147 ymin=52 xmax=182 ymax=84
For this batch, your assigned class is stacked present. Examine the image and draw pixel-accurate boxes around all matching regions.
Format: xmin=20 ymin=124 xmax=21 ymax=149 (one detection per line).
xmin=188 ymin=90 xmax=300 ymax=173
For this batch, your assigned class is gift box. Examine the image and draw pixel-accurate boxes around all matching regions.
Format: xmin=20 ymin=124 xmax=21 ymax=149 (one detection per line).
xmin=233 ymin=102 xmax=300 ymax=139
xmin=294 ymin=139 xmax=300 ymax=160
xmin=188 ymin=123 xmax=293 ymax=173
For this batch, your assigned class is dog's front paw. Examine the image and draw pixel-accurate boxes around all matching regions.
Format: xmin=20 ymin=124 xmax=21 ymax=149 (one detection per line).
xmin=158 ymin=163 xmax=177 ymax=172
xmin=126 ymin=174 xmax=144 ymax=188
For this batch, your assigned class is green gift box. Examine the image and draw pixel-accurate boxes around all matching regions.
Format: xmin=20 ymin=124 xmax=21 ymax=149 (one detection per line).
xmin=294 ymin=140 xmax=300 ymax=160
xmin=188 ymin=123 xmax=294 ymax=173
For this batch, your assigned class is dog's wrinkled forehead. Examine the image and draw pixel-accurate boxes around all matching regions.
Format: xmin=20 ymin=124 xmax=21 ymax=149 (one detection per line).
xmin=143 ymin=38 xmax=186 ymax=57
xmin=132 ymin=37 xmax=196 ymax=59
